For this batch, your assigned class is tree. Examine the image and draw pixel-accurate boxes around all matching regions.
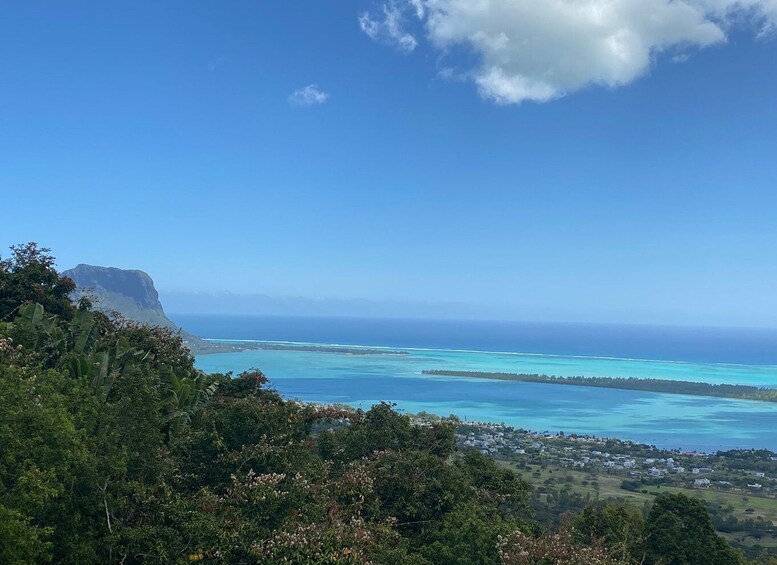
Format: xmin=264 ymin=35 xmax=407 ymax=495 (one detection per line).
xmin=0 ymin=364 xmax=88 ymax=563
xmin=498 ymin=526 xmax=631 ymax=565
xmin=574 ymin=503 xmax=645 ymax=563
xmin=455 ymin=450 xmax=531 ymax=519
xmin=318 ymin=402 xmax=456 ymax=464
xmin=366 ymin=449 xmax=467 ymax=534
xmin=419 ymin=502 xmax=520 ymax=565
xmin=644 ymin=493 xmax=743 ymax=565
xmin=0 ymin=243 xmax=75 ymax=321
xmin=0 ymin=245 xmax=756 ymax=565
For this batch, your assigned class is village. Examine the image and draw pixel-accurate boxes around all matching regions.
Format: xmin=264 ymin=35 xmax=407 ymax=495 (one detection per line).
xmin=445 ymin=419 xmax=777 ymax=496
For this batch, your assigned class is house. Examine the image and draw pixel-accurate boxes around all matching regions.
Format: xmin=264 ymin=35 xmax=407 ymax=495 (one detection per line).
xmin=694 ymin=478 xmax=711 ymax=487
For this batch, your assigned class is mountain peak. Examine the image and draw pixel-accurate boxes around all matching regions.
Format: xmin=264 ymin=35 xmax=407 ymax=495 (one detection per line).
xmin=64 ymin=264 xmax=164 ymax=314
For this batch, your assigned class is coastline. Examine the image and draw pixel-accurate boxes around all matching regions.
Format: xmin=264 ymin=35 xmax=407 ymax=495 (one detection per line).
xmin=193 ymin=338 xmax=777 ymax=453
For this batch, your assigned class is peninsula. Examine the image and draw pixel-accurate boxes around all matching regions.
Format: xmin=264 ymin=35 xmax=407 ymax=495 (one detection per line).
xmin=422 ymin=370 xmax=777 ymax=403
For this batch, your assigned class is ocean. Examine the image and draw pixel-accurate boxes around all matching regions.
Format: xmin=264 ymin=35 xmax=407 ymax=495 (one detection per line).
xmin=173 ymin=314 xmax=777 ymax=452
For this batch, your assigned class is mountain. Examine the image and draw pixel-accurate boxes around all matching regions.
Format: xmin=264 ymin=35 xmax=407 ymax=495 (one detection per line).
xmin=62 ymin=264 xmax=222 ymax=354
xmin=63 ymin=264 xmax=175 ymax=328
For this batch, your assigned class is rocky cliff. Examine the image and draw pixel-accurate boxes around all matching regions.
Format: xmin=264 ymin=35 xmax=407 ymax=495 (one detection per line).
xmin=63 ymin=264 xmax=221 ymax=354
xmin=63 ymin=264 xmax=176 ymax=329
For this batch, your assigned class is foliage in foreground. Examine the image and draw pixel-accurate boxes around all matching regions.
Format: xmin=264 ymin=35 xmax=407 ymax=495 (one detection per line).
xmin=0 ymin=243 xmax=764 ymax=564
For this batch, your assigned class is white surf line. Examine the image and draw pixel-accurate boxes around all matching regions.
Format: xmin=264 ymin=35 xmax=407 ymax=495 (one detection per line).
xmin=200 ymin=338 xmax=777 ymax=370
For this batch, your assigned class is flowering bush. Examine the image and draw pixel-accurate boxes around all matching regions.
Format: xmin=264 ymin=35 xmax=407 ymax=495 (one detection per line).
xmin=498 ymin=528 xmax=631 ymax=565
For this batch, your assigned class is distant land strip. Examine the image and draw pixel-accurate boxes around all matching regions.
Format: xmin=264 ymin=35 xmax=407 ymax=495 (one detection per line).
xmin=421 ymin=370 xmax=777 ymax=403
xmin=204 ymin=341 xmax=409 ymax=356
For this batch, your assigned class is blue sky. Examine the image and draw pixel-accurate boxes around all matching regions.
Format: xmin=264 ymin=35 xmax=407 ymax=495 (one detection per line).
xmin=1 ymin=1 xmax=777 ymax=327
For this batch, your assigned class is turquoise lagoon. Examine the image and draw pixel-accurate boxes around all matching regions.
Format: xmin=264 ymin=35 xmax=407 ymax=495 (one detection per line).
xmin=195 ymin=341 xmax=777 ymax=453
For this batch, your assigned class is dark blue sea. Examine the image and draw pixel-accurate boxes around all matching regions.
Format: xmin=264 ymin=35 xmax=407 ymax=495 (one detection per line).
xmin=172 ymin=314 xmax=777 ymax=365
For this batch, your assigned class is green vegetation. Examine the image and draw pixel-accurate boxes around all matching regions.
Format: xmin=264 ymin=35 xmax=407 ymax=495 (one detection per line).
xmin=0 ymin=243 xmax=772 ymax=563
xmin=485 ymin=432 xmax=777 ymax=561
xmin=424 ymin=369 xmax=777 ymax=403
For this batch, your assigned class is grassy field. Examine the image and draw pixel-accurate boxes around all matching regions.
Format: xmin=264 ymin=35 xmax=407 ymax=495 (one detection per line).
xmin=499 ymin=462 xmax=653 ymax=505
xmin=641 ymin=485 xmax=777 ymax=525
xmin=496 ymin=457 xmax=777 ymax=557
xmin=499 ymin=460 xmax=777 ymax=527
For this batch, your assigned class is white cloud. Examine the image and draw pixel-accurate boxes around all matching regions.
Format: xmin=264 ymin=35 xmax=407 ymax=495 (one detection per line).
xmin=359 ymin=2 xmax=418 ymax=53
xmin=362 ymin=0 xmax=777 ymax=104
xmin=409 ymin=0 xmax=426 ymax=19
xmin=423 ymin=0 xmax=725 ymax=104
xmin=288 ymin=84 xmax=329 ymax=107
xmin=698 ymin=0 xmax=777 ymax=33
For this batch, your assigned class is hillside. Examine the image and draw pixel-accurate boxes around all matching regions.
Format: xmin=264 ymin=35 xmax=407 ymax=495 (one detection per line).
xmin=0 ymin=244 xmax=755 ymax=564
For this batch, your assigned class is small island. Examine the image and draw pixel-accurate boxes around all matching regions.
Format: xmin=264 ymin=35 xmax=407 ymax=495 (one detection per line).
xmin=422 ymin=370 xmax=777 ymax=403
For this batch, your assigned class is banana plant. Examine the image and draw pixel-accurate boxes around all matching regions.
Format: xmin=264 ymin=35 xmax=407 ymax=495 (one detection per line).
xmin=11 ymin=303 xmax=65 ymax=355
xmin=67 ymin=308 xmax=97 ymax=355
xmin=160 ymin=365 xmax=218 ymax=433
xmin=10 ymin=303 xmax=216 ymax=432
xmin=66 ymin=336 xmax=153 ymax=400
